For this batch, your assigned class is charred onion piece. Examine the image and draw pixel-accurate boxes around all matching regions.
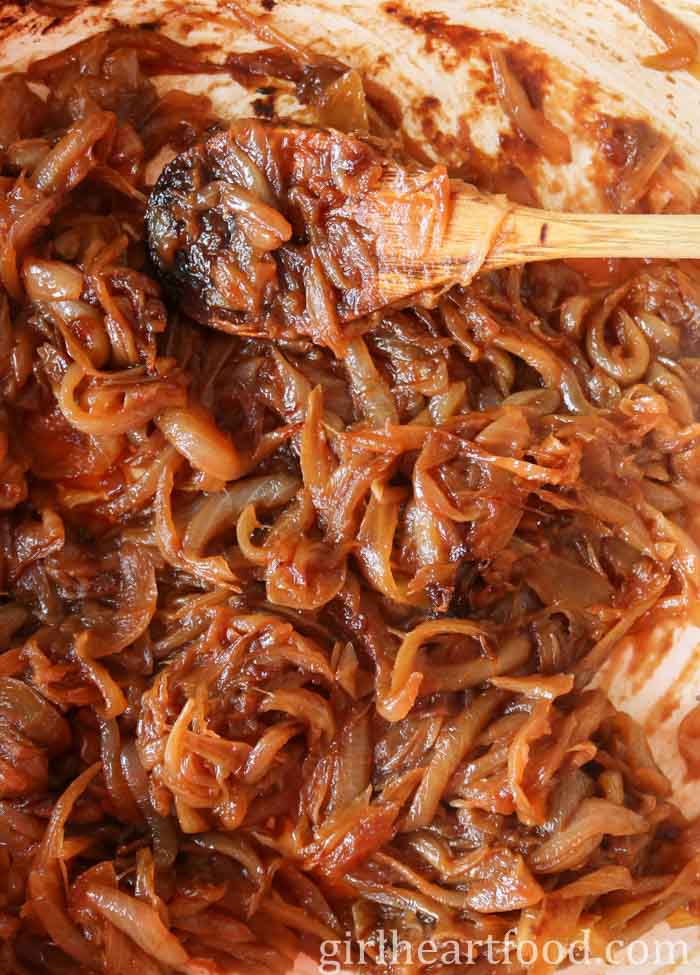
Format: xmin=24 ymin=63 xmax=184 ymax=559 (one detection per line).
xmin=146 ymin=119 xmax=385 ymax=350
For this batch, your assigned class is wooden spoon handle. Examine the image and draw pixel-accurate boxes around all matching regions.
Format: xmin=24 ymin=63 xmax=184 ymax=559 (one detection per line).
xmin=341 ymin=177 xmax=700 ymax=317
xmin=485 ymin=205 xmax=700 ymax=268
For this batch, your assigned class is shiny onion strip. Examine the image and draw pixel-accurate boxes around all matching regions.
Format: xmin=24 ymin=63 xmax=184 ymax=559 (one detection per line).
xmin=155 ymin=405 xmax=244 ymax=482
xmin=58 ymin=362 xmax=186 ymax=436
xmin=623 ymin=0 xmax=698 ymax=70
xmin=84 ymin=885 xmax=190 ymax=969
xmin=381 ymin=620 xmax=479 ymax=721
xmin=154 ymin=450 xmax=239 ymax=587
xmin=489 ymin=46 xmax=572 ymax=165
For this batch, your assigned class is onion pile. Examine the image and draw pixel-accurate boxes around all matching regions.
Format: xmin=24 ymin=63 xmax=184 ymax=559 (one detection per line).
xmin=0 ymin=16 xmax=699 ymax=975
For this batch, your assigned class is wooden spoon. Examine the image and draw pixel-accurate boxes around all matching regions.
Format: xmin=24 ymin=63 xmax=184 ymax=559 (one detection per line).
xmin=147 ymin=121 xmax=700 ymax=328
xmin=341 ymin=173 xmax=700 ymax=316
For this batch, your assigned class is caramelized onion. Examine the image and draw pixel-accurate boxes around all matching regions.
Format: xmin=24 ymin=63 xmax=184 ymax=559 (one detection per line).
xmin=154 ymin=450 xmax=238 ymax=587
xmin=184 ymin=472 xmax=300 ymax=555
xmin=626 ymin=0 xmax=698 ymax=70
xmin=344 ymin=336 xmax=398 ymax=426
xmin=490 ymin=47 xmax=572 ymax=164
xmin=120 ymin=743 xmax=177 ymax=868
xmin=403 ymin=688 xmax=503 ymax=830
xmin=28 ymin=863 xmax=98 ymax=966
xmin=32 ymin=111 xmax=116 ymax=196
xmin=0 ymin=20 xmax=696 ymax=975
xmin=0 ymin=677 xmax=70 ymax=753
xmin=23 ymin=258 xmax=84 ymax=301
xmin=85 ymin=885 xmax=190 ymax=968
xmin=58 ymin=363 xmax=186 ymax=436
xmin=380 ymin=619 xmax=485 ymax=722
xmin=530 ymin=799 xmax=649 ymax=873
xmin=156 ymin=405 xmax=243 ymax=482
xmin=40 ymin=761 xmax=101 ymax=863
